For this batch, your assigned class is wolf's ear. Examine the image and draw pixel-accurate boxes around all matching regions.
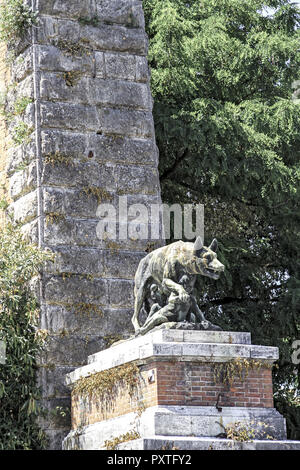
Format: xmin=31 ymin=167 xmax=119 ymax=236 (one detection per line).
xmin=193 ymin=236 xmax=204 ymax=257
xmin=209 ymin=239 xmax=218 ymax=252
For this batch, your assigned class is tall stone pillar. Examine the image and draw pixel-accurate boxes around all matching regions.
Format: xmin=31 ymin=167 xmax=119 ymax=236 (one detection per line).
xmin=2 ymin=0 xmax=163 ymax=448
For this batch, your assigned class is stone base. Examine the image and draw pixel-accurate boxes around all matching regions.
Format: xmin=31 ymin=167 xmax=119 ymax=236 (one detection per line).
xmin=116 ymin=436 xmax=300 ymax=451
xmin=63 ymin=329 xmax=299 ymax=450
xmin=63 ymin=405 xmax=287 ymax=450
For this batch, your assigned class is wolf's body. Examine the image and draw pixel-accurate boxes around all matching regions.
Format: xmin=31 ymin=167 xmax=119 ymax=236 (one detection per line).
xmin=131 ymin=237 xmax=224 ymax=332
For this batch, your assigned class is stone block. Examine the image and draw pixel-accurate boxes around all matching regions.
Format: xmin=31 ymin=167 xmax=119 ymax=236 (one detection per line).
xmin=108 ymin=279 xmax=135 ymax=307
xmin=6 ymin=141 xmax=35 ymax=176
xmin=12 ymin=74 xmax=34 ymax=100
xmin=37 ymin=365 xmax=75 ymax=399
xmin=251 ymin=345 xmax=279 ymax=361
xmin=38 ymin=45 xmax=93 ymax=74
xmin=9 ymin=162 xmax=37 ymax=200
xmin=88 ymin=134 xmax=159 ymax=165
xmin=104 ymin=52 xmax=136 ymax=81
xmin=44 ymin=245 xmax=105 ymax=276
xmin=40 ymin=334 xmax=106 ymax=366
xmin=117 ymin=437 xmax=300 ymax=451
xmin=62 ymin=405 xmax=290 ymax=450
xmin=95 ymin=0 xmax=145 ymax=28
xmin=41 ymin=129 xmax=88 ymax=158
xmin=11 ymin=190 xmax=38 ymax=224
xmin=115 ymin=164 xmax=160 ymax=194
xmin=40 ymin=73 xmax=90 ymax=104
xmin=103 ymin=250 xmax=144 ymax=279
xmin=41 ymin=303 xmax=133 ymax=338
xmin=90 ymin=79 xmax=152 ymax=109
xmin=80 ymin=23 xmax=148 ymax=55
xmin=11 ymin=46 xmax=33 ymax=83
xmin=20 ymin=218 xmax=39 ymax=244
xmin=43 ymin=216 xmax=152 ymax=251
xmin=43 ymin=274 xmax=109 ymax=306
xmin=40 ymin=102 xmax=99 ymax=131
xmin=43 ymin=187 xmax=103 ymax=219
xmin=42 ymin=159 xmax=115 ymax=191
xmin=41 ymin=130 xmax=159 ymax=166
xmin=98 ymin=107 xmax=154 ymax=138
xmin=38 ymin=0 xmax=92 ymax=19
xmin=40 ymin=73 xmax=151 ymax=109
xmin=136 ymin=55 xmax=150 ymax=82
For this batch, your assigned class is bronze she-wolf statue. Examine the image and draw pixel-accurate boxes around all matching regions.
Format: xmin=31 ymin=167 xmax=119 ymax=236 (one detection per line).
xmin=131 ymin=236 xmax=225 ymax=335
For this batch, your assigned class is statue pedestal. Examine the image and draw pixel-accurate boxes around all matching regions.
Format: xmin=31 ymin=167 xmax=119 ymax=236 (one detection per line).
xmin=62 ymin=329 xmax=300 ymax=450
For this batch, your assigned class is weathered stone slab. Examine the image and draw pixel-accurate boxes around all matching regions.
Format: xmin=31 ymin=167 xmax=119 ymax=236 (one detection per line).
xmin=108 ymin=279 xmax=135 ymax=308
xmin=118 ymin=437 xmax=300 ymax=451
xmin=103 ymin=52 xmax=136 ymax=81
xmin=181 ymin=330 xmax=251 ymax=344
xmin=10 ymin=46 xmax=33 ymax=83
xmin=103 ymin=250 xmax=144 ymax=279
xmin=38 ymin=45 xmax=94 ymax=74
xmin=41 ymin=303 xmax=133 ymax=338
xmin=10 ymin=190 xmax=38 ymax=224
xmin=40 ymin=334 xmax=106 ymax=367
xmin=41 ymin=129 xmax=158 ymax=165
xmin=38 ymin=0 xmax=92 ymax=19
xmin=43 ymin=187 xmax=99 ymax=219
xmin=20 ymin=219 xmax=39 ymax=244
xmin=66 ymin=330 xmax=278 ymax=385
xmin=98 ymin=107 xmax=154 ymax=138
xmin=43 ymin=274 xmax=109 ymax=306
xmin=88 ymin=134 xmax=159 ymax=165
xmin=251 ymin=345 xmax=279 ymax=360
xmin=43 ymin=217 xmax=154 ymax=251
xmin=95 ymin=0 xmax=145 ymax=28
xmin=40 ymin=102 xmax=99 ymax=131
xmin=62 ymin=405 xmax=290 ymax=450
xmin=40 ymin=73 xmax=152 ymax=109
xmin=37 ymin=365 xmax=75 ymax=399
xmin=44 ymin=246 xmax=105 ymax=276
xmin=6 ymin=140 xmax=36 ymax=176
xmin=115 ymin=164 xmax=159 ymax=194
xmin=36 ymin=17 xmax=148 ymax=55
xmin=42 ymin=160 xmax=115 ymax=190
xmin=9 ymin=162 xmax=37 ymax=200
xmin=79 ymin=23 xmax=148 ymax=55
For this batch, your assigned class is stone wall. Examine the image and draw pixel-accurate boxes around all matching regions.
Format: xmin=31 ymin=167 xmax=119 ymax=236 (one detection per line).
xmin=1 ymin=0 xmax=163 ymax=449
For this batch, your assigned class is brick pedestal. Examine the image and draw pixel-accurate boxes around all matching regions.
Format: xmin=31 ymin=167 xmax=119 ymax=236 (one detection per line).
xmin=62 ymin=329 xmax=300 ymax=450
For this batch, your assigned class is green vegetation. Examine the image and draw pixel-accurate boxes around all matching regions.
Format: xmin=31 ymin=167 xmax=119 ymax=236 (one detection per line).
xmin=12 ymin=121 xmax=33 ymax=145
xmin=0 ymin=224 xmax=52 ymax=449
xmin=0 ymin=0 xmax=38 ymax=43
xmin=143 ymin=0 xmax=300 ymax=438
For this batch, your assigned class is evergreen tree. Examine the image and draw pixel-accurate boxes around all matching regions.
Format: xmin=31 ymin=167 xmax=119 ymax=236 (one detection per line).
xmin=143 ymin=0 xmax=300 ymax=438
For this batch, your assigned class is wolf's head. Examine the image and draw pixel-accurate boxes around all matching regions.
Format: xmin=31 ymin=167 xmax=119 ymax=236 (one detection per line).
xmin=187 ymin=236 xmax=225 ymax=280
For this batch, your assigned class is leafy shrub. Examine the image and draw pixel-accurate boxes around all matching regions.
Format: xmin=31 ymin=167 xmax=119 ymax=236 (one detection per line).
xmin=0 ymin=0 xmax=38 ymax=43
xmin=0 ymin=223 xmax=51 ymax=449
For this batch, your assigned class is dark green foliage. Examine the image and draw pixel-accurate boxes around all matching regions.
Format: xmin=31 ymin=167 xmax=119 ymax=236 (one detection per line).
xmin=144 ymin=0 xmax=300 ymax=437
xmin=0 ymin=224 xmax=51 ymax=449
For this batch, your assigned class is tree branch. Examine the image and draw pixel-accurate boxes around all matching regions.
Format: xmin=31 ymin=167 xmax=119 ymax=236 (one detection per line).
xmin=160 ymin=148 xmax=190 ymax=181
